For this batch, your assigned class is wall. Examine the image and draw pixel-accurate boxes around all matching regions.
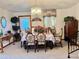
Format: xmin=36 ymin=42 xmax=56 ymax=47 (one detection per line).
xmin=0 ymin=2 xmax=79 ymax=39
xmin=12 ymin=7 xmax=77 ymax=39
xmin=56 ymin=3 xmax=79 ymax=38
xmin=0 ymin=8 xmax=12 ymax=34
xmin=12 ymin=3 xmax=79 ymax=39
xmin=13 ymin=12 xmax=31 ymax=16
xmin=13 ymin=7 xmax=77 ymax=30
xmin=56 ymin=5 xmax=77 ymax=38
xmin=13 ymin=12 xmax=44 ymax=27
xmin=56 ymin=5 xmax=77 ymax=29
xmin=56 ymin=3 xmax=79 ymax=39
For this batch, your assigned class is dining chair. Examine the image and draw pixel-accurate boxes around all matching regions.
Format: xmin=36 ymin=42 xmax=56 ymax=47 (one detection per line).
xmin=54 ymin=28 xmax=63 ymax=47
xmin=37 ymin=33 xmax=46 ymax=52
xmin=26 ymin=33 xmax=36 ymax=52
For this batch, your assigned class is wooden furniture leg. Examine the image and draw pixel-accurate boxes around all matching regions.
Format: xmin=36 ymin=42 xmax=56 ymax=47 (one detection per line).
xmin=1 ymin=41 xmax=4 ymax=53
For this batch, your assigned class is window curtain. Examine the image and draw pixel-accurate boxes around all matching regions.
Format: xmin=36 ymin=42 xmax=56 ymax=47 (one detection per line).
xmin=44 ymin=16 xmax=56 ymax=28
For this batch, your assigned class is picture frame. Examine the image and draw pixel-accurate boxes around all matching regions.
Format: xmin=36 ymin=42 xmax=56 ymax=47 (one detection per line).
xmin=1 ymin=16 xmax=7 ymax=28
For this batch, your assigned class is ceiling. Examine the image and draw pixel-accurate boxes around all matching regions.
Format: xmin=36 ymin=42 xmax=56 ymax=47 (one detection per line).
xmin=0 ymin=0 xmax=79 ymax=12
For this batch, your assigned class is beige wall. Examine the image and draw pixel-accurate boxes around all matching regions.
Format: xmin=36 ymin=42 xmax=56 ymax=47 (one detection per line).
xmin=11 ymin=7 xmax=77 ymax=39
xmin=0 ymin=2 xmax=79 ymax=39
xmin=0 ymin=8 xmax=12 ymax=34
xmin=12 ymin=6 xmax=77 ymax=30
xmin=12 ymin=10 xmax=64 ymax=38
xmin=13 ymin=12 xmax=44 ymax=27
xmin=56 ymin=5 xmax=77 ymax=29
xmin=55 ymin=4 xmax=79 ymax=38
xmin=56 ymin=5 xmax=77 ymax=38
xmin=11 ymin=2 xmax=79 ymax=39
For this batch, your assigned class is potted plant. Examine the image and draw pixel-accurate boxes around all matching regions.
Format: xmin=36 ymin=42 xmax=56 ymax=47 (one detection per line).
xmin=64 ymin=16 xmax=74 ymax=22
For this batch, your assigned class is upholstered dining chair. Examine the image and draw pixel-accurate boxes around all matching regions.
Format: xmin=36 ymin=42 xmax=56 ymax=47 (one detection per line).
xmin=26 ymin=33 xmax=36 ymax=52
xmin=20 ymin=31 xmax=27 ymax=48
xmin=37 ymin=33 xmax=46 ymax=52
xmin=54 ymin=28 xmax=63 ymax=47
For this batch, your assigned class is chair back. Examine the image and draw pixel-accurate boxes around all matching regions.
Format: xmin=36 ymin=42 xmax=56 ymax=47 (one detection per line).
xmin=37 ymin=33 xmax=46 ymax=42
xmin=60 ymin=28 xmax=63 ymax=38
xmin=26 ymin=33 xmax=35 ymax=43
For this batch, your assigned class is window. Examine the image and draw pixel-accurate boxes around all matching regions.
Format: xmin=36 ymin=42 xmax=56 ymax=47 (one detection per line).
xmin=19 ymin=16 xmax=31 ymax=31
xmin=44 ymin=16 xmax=56 ymax=28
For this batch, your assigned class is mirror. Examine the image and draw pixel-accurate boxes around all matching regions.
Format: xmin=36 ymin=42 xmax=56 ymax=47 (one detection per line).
xmin=1 ymin=17 xmax=7 ymax=28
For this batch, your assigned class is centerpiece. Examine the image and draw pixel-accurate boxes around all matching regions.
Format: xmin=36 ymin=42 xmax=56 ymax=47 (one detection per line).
xmin=34 ymin=26 xmax=45 ymax=33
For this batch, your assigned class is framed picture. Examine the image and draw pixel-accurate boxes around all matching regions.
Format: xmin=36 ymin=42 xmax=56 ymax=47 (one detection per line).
xmin=1 ymin=16 xmax=7 ymax=28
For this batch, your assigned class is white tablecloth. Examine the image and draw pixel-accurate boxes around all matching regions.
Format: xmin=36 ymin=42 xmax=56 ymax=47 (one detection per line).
xmin=46 ymin=34 xmax=55 ymax=44
xmin=21 ymin=32 xmax=27 ymax=42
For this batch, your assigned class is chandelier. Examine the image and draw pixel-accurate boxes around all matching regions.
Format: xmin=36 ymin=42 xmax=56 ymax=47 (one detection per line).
xmin=31 ymin=0 xmax=42 ymax=16
xmin=31 ymin=7 xmax=42 ymax=15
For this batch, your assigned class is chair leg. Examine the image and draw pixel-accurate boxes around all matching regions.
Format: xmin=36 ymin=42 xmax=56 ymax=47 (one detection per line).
xmin=54 ymin=43 xmax=57 ymax=47
xmin=23 ymin=41 xmax=27 ymax=50
xmin=37 ymin=45 xmax=39 ymax=52
xmin=34 ymin=45 xmax=36 ymax=52
xmin=21 ymin=42 xmax=22 ymax=48
xmin=27 ymin=46 xmax=29 ymax=53
xmin=60 ymin=38 xmax=63 ymax=47
xmin=45 ymin=44 xmax=47 ymax=52
xmin=60 ymin=42 xmax=63 ymax=47
xmin=37 ymin=42 xmax=39 ymax=52
xmin=13 ymin=37 xmax=15 ymax=45
xmin=35 ymin=40 xmax=38 ymax=52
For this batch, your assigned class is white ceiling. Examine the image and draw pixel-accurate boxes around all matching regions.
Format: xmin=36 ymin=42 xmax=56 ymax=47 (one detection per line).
xmin=0 ymin=0 xmax=79 ymax=12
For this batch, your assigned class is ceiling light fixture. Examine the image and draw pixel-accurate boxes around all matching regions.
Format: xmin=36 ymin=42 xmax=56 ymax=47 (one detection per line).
xmin=31 ymin=0 xmax=42 ymax=16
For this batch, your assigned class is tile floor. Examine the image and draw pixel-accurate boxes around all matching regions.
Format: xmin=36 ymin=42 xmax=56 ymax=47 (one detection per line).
xmin=0 ymin=41 xmax=79 ymax=59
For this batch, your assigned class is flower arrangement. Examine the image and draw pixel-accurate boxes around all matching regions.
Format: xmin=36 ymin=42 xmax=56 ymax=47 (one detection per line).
xmin=34 ymin=26 xmax=45 ymax=33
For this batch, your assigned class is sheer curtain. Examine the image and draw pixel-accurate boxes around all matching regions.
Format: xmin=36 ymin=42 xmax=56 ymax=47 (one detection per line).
xmin=44 ymin=16 xmax=56 ymax=28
